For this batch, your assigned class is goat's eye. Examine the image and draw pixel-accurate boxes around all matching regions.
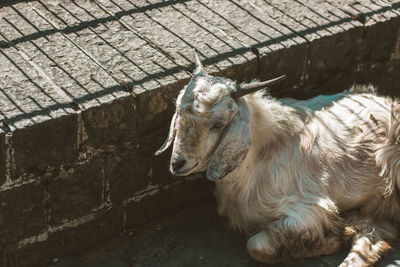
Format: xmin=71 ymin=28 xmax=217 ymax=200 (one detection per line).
xmin=211 ymin=122 xmax=225 ymax=131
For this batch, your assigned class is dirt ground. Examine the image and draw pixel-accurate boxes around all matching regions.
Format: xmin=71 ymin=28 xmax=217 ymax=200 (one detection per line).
xmin=51 ymin=198 xmax=400 ymax=267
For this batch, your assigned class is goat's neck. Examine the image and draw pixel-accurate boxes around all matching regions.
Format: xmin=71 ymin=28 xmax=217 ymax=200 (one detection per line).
xmin=214 ymin=95 xmax=304 ymax=232
xmin=246 ymin=95 xmax=304 ymax=163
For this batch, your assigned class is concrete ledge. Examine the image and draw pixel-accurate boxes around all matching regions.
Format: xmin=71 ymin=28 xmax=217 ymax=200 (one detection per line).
xmin=0 ymin=0 xmax=400 ymax=266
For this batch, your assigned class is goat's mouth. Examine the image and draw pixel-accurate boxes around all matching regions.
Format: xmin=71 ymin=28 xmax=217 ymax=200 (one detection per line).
xmin=172 ymin=162 xmax=199 ymax=176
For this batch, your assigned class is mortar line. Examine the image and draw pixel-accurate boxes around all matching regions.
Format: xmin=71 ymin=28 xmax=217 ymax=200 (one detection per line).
xmin=17 ymin=202 xmax=113 ymax=249
xmin=4 ymin=133 xmax=15 ymax=184
xmin=0 ymin=109 xmax=12 ymax=133
xmin=122 ymin=175 xmax=201 ymax=206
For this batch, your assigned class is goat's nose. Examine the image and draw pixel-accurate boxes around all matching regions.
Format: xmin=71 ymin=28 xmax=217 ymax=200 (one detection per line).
xmin=171 ymin=159 xmax=186 ymax=171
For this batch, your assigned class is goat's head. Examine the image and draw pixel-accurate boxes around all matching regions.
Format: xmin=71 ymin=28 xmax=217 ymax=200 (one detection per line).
xmin=155 ymin=51 xmax=285 ymax=181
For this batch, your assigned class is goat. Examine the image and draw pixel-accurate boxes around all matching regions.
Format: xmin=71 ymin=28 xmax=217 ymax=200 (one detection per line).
xmin=155 ymin=52 xmax=400 ymax=266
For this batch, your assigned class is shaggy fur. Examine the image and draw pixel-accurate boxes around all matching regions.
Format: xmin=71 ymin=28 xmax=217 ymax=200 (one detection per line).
xmin=156 ymin=57 xmax=400 ymax=266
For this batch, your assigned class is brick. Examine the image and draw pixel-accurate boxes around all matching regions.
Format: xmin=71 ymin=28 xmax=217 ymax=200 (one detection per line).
xmin=305 ymin=27 xmax=364 ymax=97
xmin=105 ymin=148 xmax=150 ymax=204
xmin=260 ymin=43 xmax=309 ymax=99
xmin=135 ymin=79 xmax=184 ymax=139
xmin=0 ymin=181 xmax=45 ymax=242
xmin=12 ymin=114 xmax=77 ymax=179
xmin=105 ymin=129 xmax=176 ymax=204
xmin=358 ymin=16 xmax=400 ymax=96
xmin=81 ymin=96 xmax=136 ymax=147
xmin=47 ymin=156 xmax=104 ymax=225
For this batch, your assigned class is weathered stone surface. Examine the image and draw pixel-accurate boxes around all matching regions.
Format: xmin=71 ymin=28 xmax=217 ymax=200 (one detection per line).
xmin=0 ymin=181 xmax=45 ymax=242
xmin=31 ymin=0 xmax=189 ymax=90
xmin=358 ymin=16 xmax=400 ymax=96
xmin=12 ymin=114 xmax=77 ymax=180
xmin=105 ymin=147 xmax=151 ymax=204
xmin=192 ymin=0 xmax=305 ymax=55
xmin=81 ymin=96 xmax=136 ymax=147
xmin=0 ymin=46 xmax=76 ymax=130
xmin=259 ymin=43 xmax=309 ymax=98
xmin=305 ymin=27 xmax=364 ymax=97
xmin=47 ymin=156 xmax=104 ymax=225
xmin=97 ymin=0 xmax=257 ymax=75
xmin=134 ymin=80 xmax=183 ymax=138
xmin=0 ymin=47 xmax=79 ymax=180
xmin=0 ymin=5 xmax=124 ymax=110
xmin=253 ymin=0 xmax=359 ymax=42
xmin=105 ymin=129 xmax=175 ymax=204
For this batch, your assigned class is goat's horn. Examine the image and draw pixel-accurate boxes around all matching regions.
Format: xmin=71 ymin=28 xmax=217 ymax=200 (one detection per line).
xmin=193 ymin=49 xmax=207 ymax=75
xmin=231 ymin=75 xmax=286 ymax=99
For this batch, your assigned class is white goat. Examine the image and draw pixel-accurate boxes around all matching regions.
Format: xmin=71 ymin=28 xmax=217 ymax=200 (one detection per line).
xmin=156 ymin=52 xmax=400 ymax=266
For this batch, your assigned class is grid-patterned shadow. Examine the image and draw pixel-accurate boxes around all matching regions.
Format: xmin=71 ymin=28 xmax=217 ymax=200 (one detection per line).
xmin=0 ymin=0 xmax=399 ymax=131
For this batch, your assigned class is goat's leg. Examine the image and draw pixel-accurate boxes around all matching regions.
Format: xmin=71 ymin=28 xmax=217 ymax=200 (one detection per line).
xmin=339 ymin=217 xmax=393 ymax=267
xmin=339 ymin=236 xmax=390 ymax=267
xmin=247 ymin=222 xmax=345 ymax=263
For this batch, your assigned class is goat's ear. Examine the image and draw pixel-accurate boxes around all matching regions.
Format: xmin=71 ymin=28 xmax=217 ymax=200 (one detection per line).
xmin=207 ymin=103 xmax=251 ymax=181
xmin=193 ymin=50 xmax=207 ymax=75
xmin=154 ymin=112 xmax=177 ymax=155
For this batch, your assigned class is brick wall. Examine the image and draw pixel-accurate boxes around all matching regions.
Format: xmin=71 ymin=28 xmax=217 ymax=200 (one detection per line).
xmin=0 ymin=9 xmax=399 ymax=267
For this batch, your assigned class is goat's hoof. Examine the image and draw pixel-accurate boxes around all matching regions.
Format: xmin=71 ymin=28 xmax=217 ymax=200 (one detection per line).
xmin=339 ymin=255 xmax=370 ymax=267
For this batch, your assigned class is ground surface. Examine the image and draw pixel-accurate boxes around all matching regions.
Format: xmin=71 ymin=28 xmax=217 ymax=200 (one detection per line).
xmin=52 ymin=199 xmax=400 ymax=267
